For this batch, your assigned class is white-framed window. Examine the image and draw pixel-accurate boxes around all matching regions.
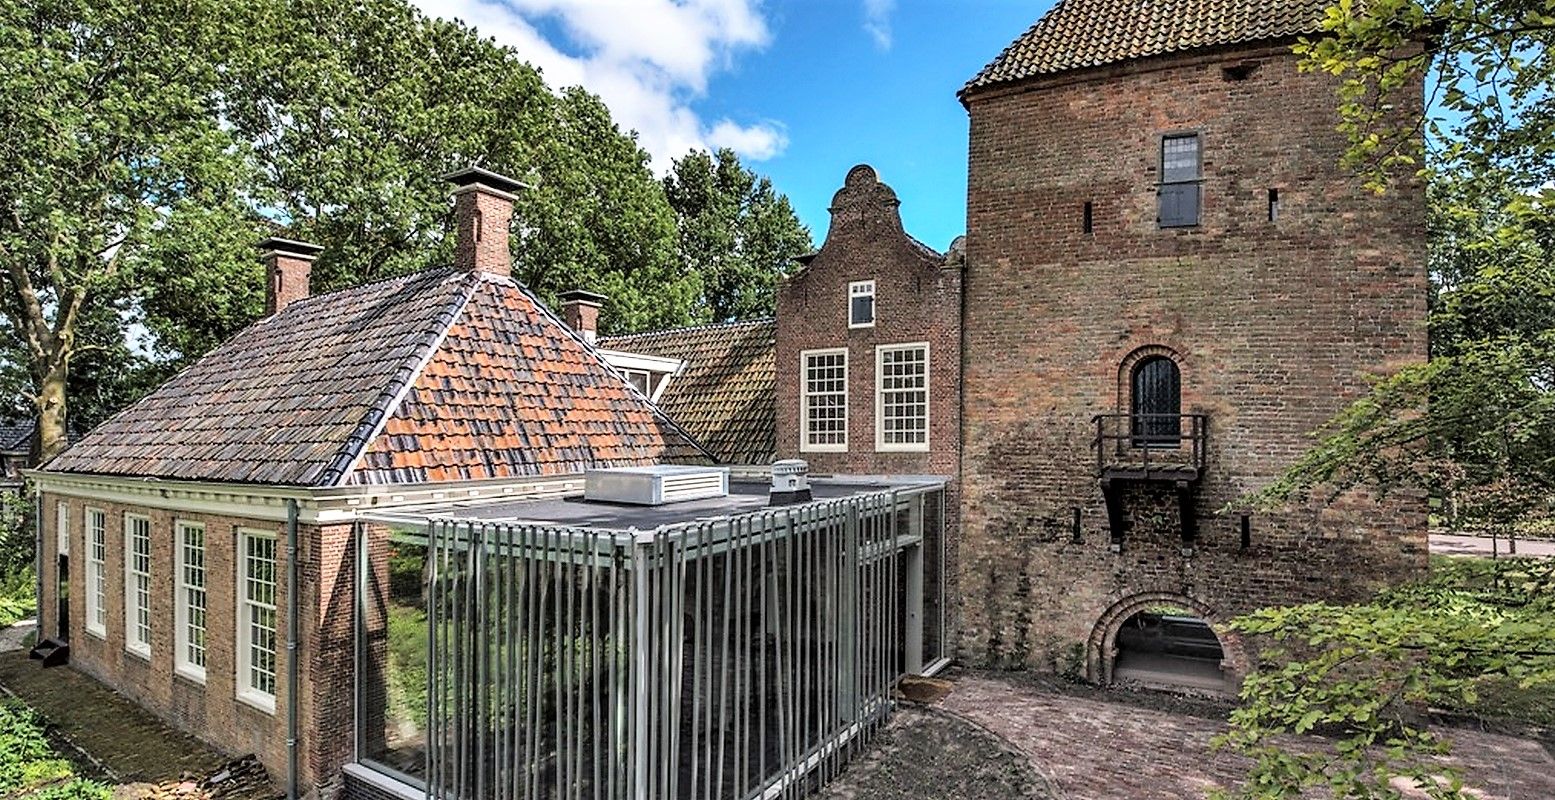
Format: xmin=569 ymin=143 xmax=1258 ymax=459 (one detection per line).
xmin=876 ymin=343 xmax=930 ymax=452
xmin=123 ymin=513 xmax=152 ymax=658
xmin=237 ymin=529 xmax=279 ymax=712
xmin=801 ymin=348 xmax=848 ymax=452
xmin=55 ymin=501 xmax=69 ymax=557
xmin=175 ymin=521 xmax=207 ymax=683
xmin=85 ymin=507 xmax=106 ymax=638
xmin=848 ymin=280 xmax=876 ymax=328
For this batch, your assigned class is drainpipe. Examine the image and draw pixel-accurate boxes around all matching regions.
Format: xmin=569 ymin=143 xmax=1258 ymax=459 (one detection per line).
xmin=33 ymin=485 xmax=42 ymax=641
xmin=286 ymin=499 xmax=301 ymax=800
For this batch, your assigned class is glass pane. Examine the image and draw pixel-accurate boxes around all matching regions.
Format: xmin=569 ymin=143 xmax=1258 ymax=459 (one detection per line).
xmin=360 ymin=540 xmax=430 ymax=781
xmin=1162 ymin=135 xmax=1199 ymax=183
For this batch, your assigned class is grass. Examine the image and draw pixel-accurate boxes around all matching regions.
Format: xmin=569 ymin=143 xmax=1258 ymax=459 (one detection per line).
xmin=0 ymin=700 xmax=109 ymax=800
xmin=0 ymin=567 xmax=36 ymax=627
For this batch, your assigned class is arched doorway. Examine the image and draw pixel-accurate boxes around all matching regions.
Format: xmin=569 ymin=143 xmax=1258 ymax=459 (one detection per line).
xmin=1087 ymin=593 xmax=1244 ymax=693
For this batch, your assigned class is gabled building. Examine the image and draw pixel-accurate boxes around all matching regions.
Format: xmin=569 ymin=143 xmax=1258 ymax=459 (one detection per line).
xmin=0 ymin=417 xmax=34 ymax=492
xmin=30 ymin=168 xmax=708 ymax=797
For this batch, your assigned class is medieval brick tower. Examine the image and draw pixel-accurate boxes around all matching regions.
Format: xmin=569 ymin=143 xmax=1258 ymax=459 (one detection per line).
xmin=955 ymin=0 xmax=1429 ymax=688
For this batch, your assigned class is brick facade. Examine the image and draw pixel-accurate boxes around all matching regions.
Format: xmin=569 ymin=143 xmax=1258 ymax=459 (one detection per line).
xmin=38 ymin=491 xmax=367 ymax=795
xmin=775 ymin=165 xmax=962 ymax=479
xmin=956 ymin=43 xmax=1429 ymax=678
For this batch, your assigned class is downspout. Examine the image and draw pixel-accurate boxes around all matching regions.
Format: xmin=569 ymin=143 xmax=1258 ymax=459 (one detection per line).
xmin=286 ymin=498 xmax=301 ymax=800
xmin=33 ymin=485 xmax=43 ymax=640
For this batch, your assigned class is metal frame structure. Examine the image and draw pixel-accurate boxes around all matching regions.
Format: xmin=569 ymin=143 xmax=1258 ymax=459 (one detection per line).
xmin=354 ymin=484 xmax=947 ymax=800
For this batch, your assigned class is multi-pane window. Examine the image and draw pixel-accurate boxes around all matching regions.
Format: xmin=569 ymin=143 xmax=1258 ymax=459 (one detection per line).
xmin=175 ymin=521 xmax=207 ymax=681
xmin=876 ymin=344 xmax=929 ymax=451
xmin=848 ymin=280 xmax=876 ymax=328
xmin=123 ymin=514 xmax=152 ymax=657
xmin=801 ymin=349 xmax=848 ymax=452
xmin=239 ymin=531 xmax=279 ymax=710
xmin=1158 ymin=134 xmax=1201 ymax=228
xmin=85 ymin=508 xmax=106 ymax=637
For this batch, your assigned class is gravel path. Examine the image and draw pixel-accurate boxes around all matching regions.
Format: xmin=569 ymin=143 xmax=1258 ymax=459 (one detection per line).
xmin=0 ymin=617 xmax=35 ymax=653
xmin=1431 ymin=533 xmax=1555 ymax=558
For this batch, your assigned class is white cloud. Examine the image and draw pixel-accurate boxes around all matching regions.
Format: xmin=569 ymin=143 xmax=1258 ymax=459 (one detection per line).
xmin=413 ymin=0 xmax=787 ymax=166
xmin=862 ymin=0 xmax=894 ymax=50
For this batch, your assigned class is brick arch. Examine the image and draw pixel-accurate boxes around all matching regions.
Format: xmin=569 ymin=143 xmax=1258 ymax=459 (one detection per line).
xmin=1084 ymin=591 xmax=1248 ymax=686
xmin=1115 ymin=344 xmax=1185 ymax=411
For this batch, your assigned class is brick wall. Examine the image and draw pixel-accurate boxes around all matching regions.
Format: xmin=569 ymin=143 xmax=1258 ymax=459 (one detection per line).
xmin=774 ymin=164 xmax=962 ymax=479
xmin=39 ymin=492 xmax=361 ymax=796
xmin=957 ymin=43 xmax=1429 ymax=677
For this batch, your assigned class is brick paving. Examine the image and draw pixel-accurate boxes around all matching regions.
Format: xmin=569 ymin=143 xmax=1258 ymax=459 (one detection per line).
xmin=937 ymin=672 xmax=1555 ymax=800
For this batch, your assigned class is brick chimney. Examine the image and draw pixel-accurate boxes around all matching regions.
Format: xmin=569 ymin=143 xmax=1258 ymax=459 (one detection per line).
xmin=559 ymin=290 xmax=607 ymax=344
xmin=258 ymin=237 xmax=323 ymax=316
xmin=442 ymin=166 xmax=528 ymax=278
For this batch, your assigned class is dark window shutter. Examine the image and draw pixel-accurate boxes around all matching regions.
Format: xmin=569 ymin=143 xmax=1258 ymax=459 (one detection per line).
xmin=1158 ymin=183 xmax=1200 ymax=228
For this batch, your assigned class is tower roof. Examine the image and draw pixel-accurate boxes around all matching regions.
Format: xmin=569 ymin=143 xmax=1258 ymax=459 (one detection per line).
xmin=961 ymin=0 xmax=1330 ymax=98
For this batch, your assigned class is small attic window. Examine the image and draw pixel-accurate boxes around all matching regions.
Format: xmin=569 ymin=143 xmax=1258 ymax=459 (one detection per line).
xmin=849 ymin=280 xmax=876 ymax=328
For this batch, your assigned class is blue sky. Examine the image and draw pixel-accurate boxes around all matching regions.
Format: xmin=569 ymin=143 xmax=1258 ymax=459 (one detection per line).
xmin=412 ymin=1 xmax=1053 ymax=252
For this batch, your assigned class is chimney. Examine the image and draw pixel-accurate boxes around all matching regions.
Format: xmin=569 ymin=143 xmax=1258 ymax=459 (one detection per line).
xmin=441 ymin=166 xmax=528 ymax=278
xmin=258 ymin=237 xmax=323 ymax=316
xmin=559 ymin=289 xmax=607 ymax=344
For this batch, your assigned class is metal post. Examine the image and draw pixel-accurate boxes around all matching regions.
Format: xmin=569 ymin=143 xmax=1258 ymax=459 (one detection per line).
xmin=630 ymin=531 xmax=651 ymax=800
xmin=903 ymin=497 xmax=924 ymax=677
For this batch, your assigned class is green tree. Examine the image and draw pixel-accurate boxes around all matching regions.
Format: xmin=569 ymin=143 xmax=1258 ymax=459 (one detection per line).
xmin=0 ymin=0 xmax=257 ymax=461
xmin=663 ymin=148 xmax=813 ymax=322
xmin=1223 ymin=2 xmax=1555 ymax=796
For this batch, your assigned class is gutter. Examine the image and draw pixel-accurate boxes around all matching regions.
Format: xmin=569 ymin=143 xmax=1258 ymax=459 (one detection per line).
xmin=286 ymin=498 xmax=301 ymax=800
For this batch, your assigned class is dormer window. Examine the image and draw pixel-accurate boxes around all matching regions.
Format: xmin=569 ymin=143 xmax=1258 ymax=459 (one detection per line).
xmin=849 ymin=280 xmax=876 ymax=328
xmin=1158 ymin=134 xmax=1201 ymax=228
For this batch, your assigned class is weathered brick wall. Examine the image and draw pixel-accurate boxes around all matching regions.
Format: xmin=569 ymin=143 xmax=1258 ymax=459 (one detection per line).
xmin=39 ymin=492 xmax=359 ymax=795
xmin=958 ymin=43 xmax=1429 ymax=677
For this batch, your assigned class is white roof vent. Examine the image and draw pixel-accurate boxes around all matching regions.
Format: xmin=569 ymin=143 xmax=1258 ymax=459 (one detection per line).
xmin=770 ymin=459 xmax=811 ymax=505
xmin=584 ymin=465 xmax=729 ymax=506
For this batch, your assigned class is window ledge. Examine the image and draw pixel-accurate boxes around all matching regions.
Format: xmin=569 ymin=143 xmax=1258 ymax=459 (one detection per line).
xmin=875 ymin=444 xmax=931 ymax=454
xmin=235 ymin=689 xmax=276 ymax=715
xmin=799 ymin=445 xmax=848 ymax=454
xmin=175 ymin=664 xmax=207 ymax=686
xmin=85 ymin=626 xmax=106 ymax=641
xmin=124 ymin=643 xmax=150 ymax=661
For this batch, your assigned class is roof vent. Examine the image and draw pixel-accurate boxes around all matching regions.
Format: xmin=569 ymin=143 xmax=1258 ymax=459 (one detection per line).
xmin=770 ymin=459 xmax=811 ymax=506
xmin=584 ymin=465 xmax=729 ymax=506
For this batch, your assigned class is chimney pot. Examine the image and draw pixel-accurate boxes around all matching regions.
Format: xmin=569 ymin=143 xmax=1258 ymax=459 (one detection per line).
xmin=258 ymin=237 xmax=322 ymax=316
xmin=559 ymin=289 xmax=607 ymax=344
xmin=442 ymin=166 xmax=529 ymax=278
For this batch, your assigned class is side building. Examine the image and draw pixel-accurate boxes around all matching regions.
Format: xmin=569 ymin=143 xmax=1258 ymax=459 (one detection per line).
xmin=29 ymin=168 xmax=708 ymax=797
xmin=956 ymin=0 xmax=1429 ymax=688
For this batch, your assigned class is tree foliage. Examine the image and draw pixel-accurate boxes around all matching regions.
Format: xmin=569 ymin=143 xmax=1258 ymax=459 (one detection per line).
xmin=663 ymin=148 xmax=813 ymax=322
xmin=1 ymin=0 xmax=805 ymax=460
xmin=1255 ymin=0 xmax=1555 ymax=531
xmin=1216 ymin=557 xmax=1555 ymax=799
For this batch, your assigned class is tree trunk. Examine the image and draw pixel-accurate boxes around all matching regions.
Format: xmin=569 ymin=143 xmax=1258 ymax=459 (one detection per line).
xmin=34 ymin=357 xmax=69 ymax=464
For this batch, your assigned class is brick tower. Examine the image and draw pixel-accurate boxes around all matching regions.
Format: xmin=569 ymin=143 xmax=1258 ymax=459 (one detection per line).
xmin=955 ymin=0 xmax=1429 ymax=687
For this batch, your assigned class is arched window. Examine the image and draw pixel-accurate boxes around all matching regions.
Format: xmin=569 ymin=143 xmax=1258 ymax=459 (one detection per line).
xmin=1131 ymin=355 xmax=1181 ymax=446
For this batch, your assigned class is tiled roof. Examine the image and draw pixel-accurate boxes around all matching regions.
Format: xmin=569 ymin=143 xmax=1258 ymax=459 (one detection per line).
xmin=45 ymin=270 xmax=709 ymax=486
xmin=0 ymin=419 xmax=32 ymax=453
xmin=599 ymin=319 xmax=776 ymax=465
xmin=962 ymin=0 xmax=1329 ymax=95
xmin=351 ymin=279 xmax=707 ymax=484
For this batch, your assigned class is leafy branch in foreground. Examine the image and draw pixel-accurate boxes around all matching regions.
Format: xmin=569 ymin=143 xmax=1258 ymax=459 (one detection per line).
xmin=1214 ymin=557 xmax=1555 ymax=799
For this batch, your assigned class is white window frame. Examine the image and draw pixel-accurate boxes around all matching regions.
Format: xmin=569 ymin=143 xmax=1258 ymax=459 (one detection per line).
xmin=875 ymin=342 xmax=931 ymax=453
xmin=85 ymin=507 xmax=106 ymax=639
xmin=175 ymin=520 xmax=208 ymax=684
xmin=123 ymin=513 xmax=152 ymax=659
xmin=236 ymin=529 xmax=279 ymax=714
xmin=55 ymin=501 xmax=69 ymax=557
xmin=848 ymin=280 xmax=876 ymax=329
xmin=800 ymin=347 xmax=849 ymax=453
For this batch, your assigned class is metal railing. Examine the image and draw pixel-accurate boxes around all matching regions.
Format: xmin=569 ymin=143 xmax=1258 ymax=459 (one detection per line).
xmin=359 ymin=486 xmax=946 ymax=800
xmin=1091 ymin=413 xmax=1208 ymax=478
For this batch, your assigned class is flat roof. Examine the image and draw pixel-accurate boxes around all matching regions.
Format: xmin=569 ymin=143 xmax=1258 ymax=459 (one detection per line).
xmin=366 ymin=475 xmax=946 ymax=532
